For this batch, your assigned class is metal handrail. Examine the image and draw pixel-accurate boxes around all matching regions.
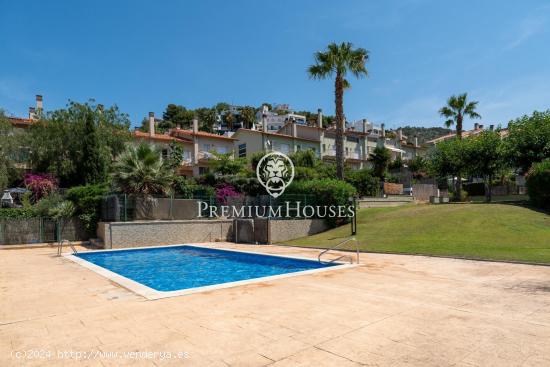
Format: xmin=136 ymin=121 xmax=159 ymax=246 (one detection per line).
xmin=318 ymin=237 xmax=360 ymax=264
xmin=57 ymin=239 xmax=78 ymax=256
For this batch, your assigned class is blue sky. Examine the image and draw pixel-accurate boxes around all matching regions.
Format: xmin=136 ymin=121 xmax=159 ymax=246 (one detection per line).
xmin=1 ymin=0 xmax=549 ymax=130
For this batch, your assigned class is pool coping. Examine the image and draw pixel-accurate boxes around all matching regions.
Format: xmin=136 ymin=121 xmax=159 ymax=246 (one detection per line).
xmin=63 ymin=244 xmax=356 ymax=300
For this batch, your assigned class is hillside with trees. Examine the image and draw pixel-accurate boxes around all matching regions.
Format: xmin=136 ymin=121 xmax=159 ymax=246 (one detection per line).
xmin=400 ymin=126 xmax=452 ymax=143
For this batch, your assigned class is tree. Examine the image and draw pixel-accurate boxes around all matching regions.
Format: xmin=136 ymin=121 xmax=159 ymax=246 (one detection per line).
xmin=0 ymin=110 xmax=21 ymax=190
xmin=80 ymin=109 xmax=105 ymax=184
xmin=162 ymin=104 xmax=194 ymax=129
xmin=209 ymin=152 xmax=246 ymax=176
xmin=224 ymin=113 xmax=235 ymax=131
xmin=27 ymin=100 xmax=130 ymax=186
xmin=369 ymin=146 xmax=391 ymax=178
xmin=111 ymin=143 xmax=174 ymax=196
xmin=438 ymin=93 xmax=481 ymax=198
xmin=439 ymin=93 xmax=481 ymax=139
xmin=504 ymin=110 xmax=550 ymax=174
xmin=308 ymin=42 xmax=369 ymax=179
xmin=427 ymin=138 xmax=468 ymax=201
xmin=195 ymin=107 xmax=217 ymax=132
xmin=466 ymin=131 xmax=507 ymax=202
xmin=239 ymin=106 xmax=256 ymax=129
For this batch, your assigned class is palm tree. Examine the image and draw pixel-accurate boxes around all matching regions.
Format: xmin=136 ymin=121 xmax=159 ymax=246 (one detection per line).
xmin=112 ymin=143 xmax=174 ymax=196
xmin=439 ymin=93 xmax=481 ymax=201
xmin=308 ymin=42 xmax=369 ymax=179
xmin=439 ymin=93 xmax=481 ymax=139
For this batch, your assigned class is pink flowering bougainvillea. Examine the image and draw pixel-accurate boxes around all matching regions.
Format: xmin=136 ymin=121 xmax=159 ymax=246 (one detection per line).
xmin=215 ymin=184 xmax=242 ymax=205
xmin=24 ymin=173 xmax=58 ymax=201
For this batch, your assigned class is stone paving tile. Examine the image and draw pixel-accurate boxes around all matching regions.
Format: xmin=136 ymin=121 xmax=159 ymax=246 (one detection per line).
xmin=2 ymin=244 xmax=550 ymax=366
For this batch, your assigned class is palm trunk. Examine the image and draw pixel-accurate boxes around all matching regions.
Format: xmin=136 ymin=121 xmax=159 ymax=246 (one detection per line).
xmin=455 ymin=114 xmax=463 ymax=201
xmin=334 ymin=73 xmax=345 ymax=179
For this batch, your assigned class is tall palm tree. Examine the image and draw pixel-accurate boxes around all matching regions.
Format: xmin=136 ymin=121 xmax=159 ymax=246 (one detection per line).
xmin=308 ymin=42 xmax=369 ymax=179
xmin=438 ymin=93 xmax=481 ymax=201
xmin=439 ymin=93 xmax=481 ymax=139
xmin=112 ymin=143 xmax=174 ymax=196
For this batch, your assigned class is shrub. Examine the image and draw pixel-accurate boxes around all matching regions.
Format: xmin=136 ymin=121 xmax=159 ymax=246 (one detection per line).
xmin=0 ymin=207 xmax=38 ymax=219
xmin=526 ymin=159 xmax=550 ymax=210
xmin=66 ymin=184 xmax=109 ymax=233
xmin=215 ymin=184 xmax=242 ymax=205
xmin=34 ymin=193 xmax=64 ymax=217
xmin=289 ymin=150 xmax=318 ymax=168
xmin=449 ymin=189 xmax=468 ymax=202
xmin=24 ymin=173 xmax=58 ymax=201
xmin=345 ymin=168 xmax=379 ymax=197
xmin=286 ymin=179 xmax=356 ymax=227
xmin=295 ymin=167 xmax=320 ymax=181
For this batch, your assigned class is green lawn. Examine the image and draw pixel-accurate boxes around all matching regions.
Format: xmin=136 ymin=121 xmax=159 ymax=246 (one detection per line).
xmin=284 ymin=203 xmax=550 ymax=264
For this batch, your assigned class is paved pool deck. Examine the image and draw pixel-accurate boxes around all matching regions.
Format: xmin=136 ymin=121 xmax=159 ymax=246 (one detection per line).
xmin=1 ymin=243 xmax=550 ymax=366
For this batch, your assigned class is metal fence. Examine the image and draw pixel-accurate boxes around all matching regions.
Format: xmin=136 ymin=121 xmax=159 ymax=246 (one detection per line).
xmin=0 ymin=217 xmax=86 ymax=246
xmin=100 ymin=193 xmax=352 ymax=222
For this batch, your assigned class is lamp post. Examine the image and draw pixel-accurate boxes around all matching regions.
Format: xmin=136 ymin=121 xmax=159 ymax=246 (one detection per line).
xmin=349 ymin=196 xmax=357 ymax=235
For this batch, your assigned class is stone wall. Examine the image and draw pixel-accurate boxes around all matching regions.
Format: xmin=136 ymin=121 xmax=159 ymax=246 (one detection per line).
xmin=97 ymin=218 xmax=330 ymax=248
xmin=269 ymin=219 xmax=329 ymax=244
xmin=98 ymin=219 xmax=233 ymax=249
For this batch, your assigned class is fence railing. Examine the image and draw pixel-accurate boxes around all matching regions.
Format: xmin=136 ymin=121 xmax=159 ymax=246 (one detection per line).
xmin=0 ymin=217 xmax=86 ymax=246
xmin=100 ymin=193 xmax=351 ymax=222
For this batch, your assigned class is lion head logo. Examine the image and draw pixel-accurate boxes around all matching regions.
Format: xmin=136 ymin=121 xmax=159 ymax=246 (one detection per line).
xmin=256 ymin=152 xmax=294 ymax=198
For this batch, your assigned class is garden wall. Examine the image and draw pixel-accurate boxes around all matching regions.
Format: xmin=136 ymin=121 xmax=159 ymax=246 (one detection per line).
xmin=383 ymin=182 xmax=403 ymax=195
xmin=97 ymin=218 xmax=330 ymax=248
xmin=97 ymin=219 xmax=234 ymax=249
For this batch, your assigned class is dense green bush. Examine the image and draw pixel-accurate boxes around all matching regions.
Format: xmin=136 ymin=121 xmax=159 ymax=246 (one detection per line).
xmin=173 ymin=176 xmax=217 ymax=198
xmin=345 ymin=168 xmax=379 ymax=197
xmin=462 ymin=182 xmax=485 ymax=196
xmin=66 ymin=184 xmax=109 ymax=233
xmin=526 ymin=159 xmax=550 ymax=210
xmin=286 ymin=179 xmax=356 ymax=227
xmin=294 ymin=167 xmax=320 ymax=181
xmin=0 ymin=207 xmax=38 ymax=219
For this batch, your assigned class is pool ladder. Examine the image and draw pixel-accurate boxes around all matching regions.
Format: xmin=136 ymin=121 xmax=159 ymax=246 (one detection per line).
xmin=57 ymin=239 xmax=78 ymax=256
xmin=318 ymin=237 xmax=360 ymax=264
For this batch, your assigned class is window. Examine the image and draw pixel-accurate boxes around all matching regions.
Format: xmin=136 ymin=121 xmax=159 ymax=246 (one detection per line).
xmin=322 ymin=144 xmax=326 ymax=152
xmin=202 ymin=144 xmax=211 ymax=152
xmin=182 ymin=150 xmax=191 ymax=162
xmin=296 ymin=145 xmax=301 ymax=151
xmin=238 ymin=143 xmax=246 ymax=158
xmin=217 ymin=146 xmax=227 ymax=154
xmin=161 ymin=149 xmax=169 ymax=160
xmin=199 ymin=167 xmax=209 ymax=175
xmin=279 ymin=144 xmax=290 ymax=154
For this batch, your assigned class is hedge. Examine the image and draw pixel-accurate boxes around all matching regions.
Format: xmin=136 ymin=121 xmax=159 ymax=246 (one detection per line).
xmin=526 ymin=159 xmax=550 ymax=210
xmin=0 ymin=208 xmax=39 ymax=219
xmin=285 ymin=178 xmax=356 ymax=227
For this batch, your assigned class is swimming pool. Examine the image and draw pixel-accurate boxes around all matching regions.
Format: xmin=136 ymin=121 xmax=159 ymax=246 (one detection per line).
xmin=69 ymin=245 xmax=348 ymax=299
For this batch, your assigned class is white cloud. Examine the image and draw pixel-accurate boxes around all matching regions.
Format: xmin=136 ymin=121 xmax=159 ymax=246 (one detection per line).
xmin=505 ymin=15 xmax=546 ymax=49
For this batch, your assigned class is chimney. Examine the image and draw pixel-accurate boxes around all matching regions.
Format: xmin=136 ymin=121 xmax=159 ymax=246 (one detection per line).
xmin=489 ymin=124 xmax=494 ymax=131
xmin=474 ymin=123 xmax=479 ymax=130
xmin=148 ymin=112 xmax=155 ymax=137
xmin=414 ymin=135 xmax=419 ymax=148
xmin=316 ymin=108 xmax=323 ymax=128
xmin=262 ymin=105 xmax=268 ymax=132
xmin=362 ymin=119 xmax=368 ymax=134
xmin=29 ymin=107 xmax=36 ymax=120
xmin=381 ymin=123 xmax=386 ymax=138
xmin=479 ymin=124 xmax=484 ymax=130
xmin=397 ymin=128 xmax=403 ymax=141
xmin=193 ymin=117 xmax=199 ymax=134
xmin=36 ymin=95 xmax=43 ymax=111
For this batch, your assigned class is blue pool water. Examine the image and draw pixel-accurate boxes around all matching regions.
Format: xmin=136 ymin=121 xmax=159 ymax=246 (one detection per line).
xmin=76 ymin=245 xmax=335 ymax=292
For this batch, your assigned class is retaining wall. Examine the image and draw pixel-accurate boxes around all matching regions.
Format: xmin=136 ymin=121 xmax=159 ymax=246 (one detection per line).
xmin=97 ymin=220 xmax=233 ymax=249
xmin=97 ymin=218 xmax=330 ymax=248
